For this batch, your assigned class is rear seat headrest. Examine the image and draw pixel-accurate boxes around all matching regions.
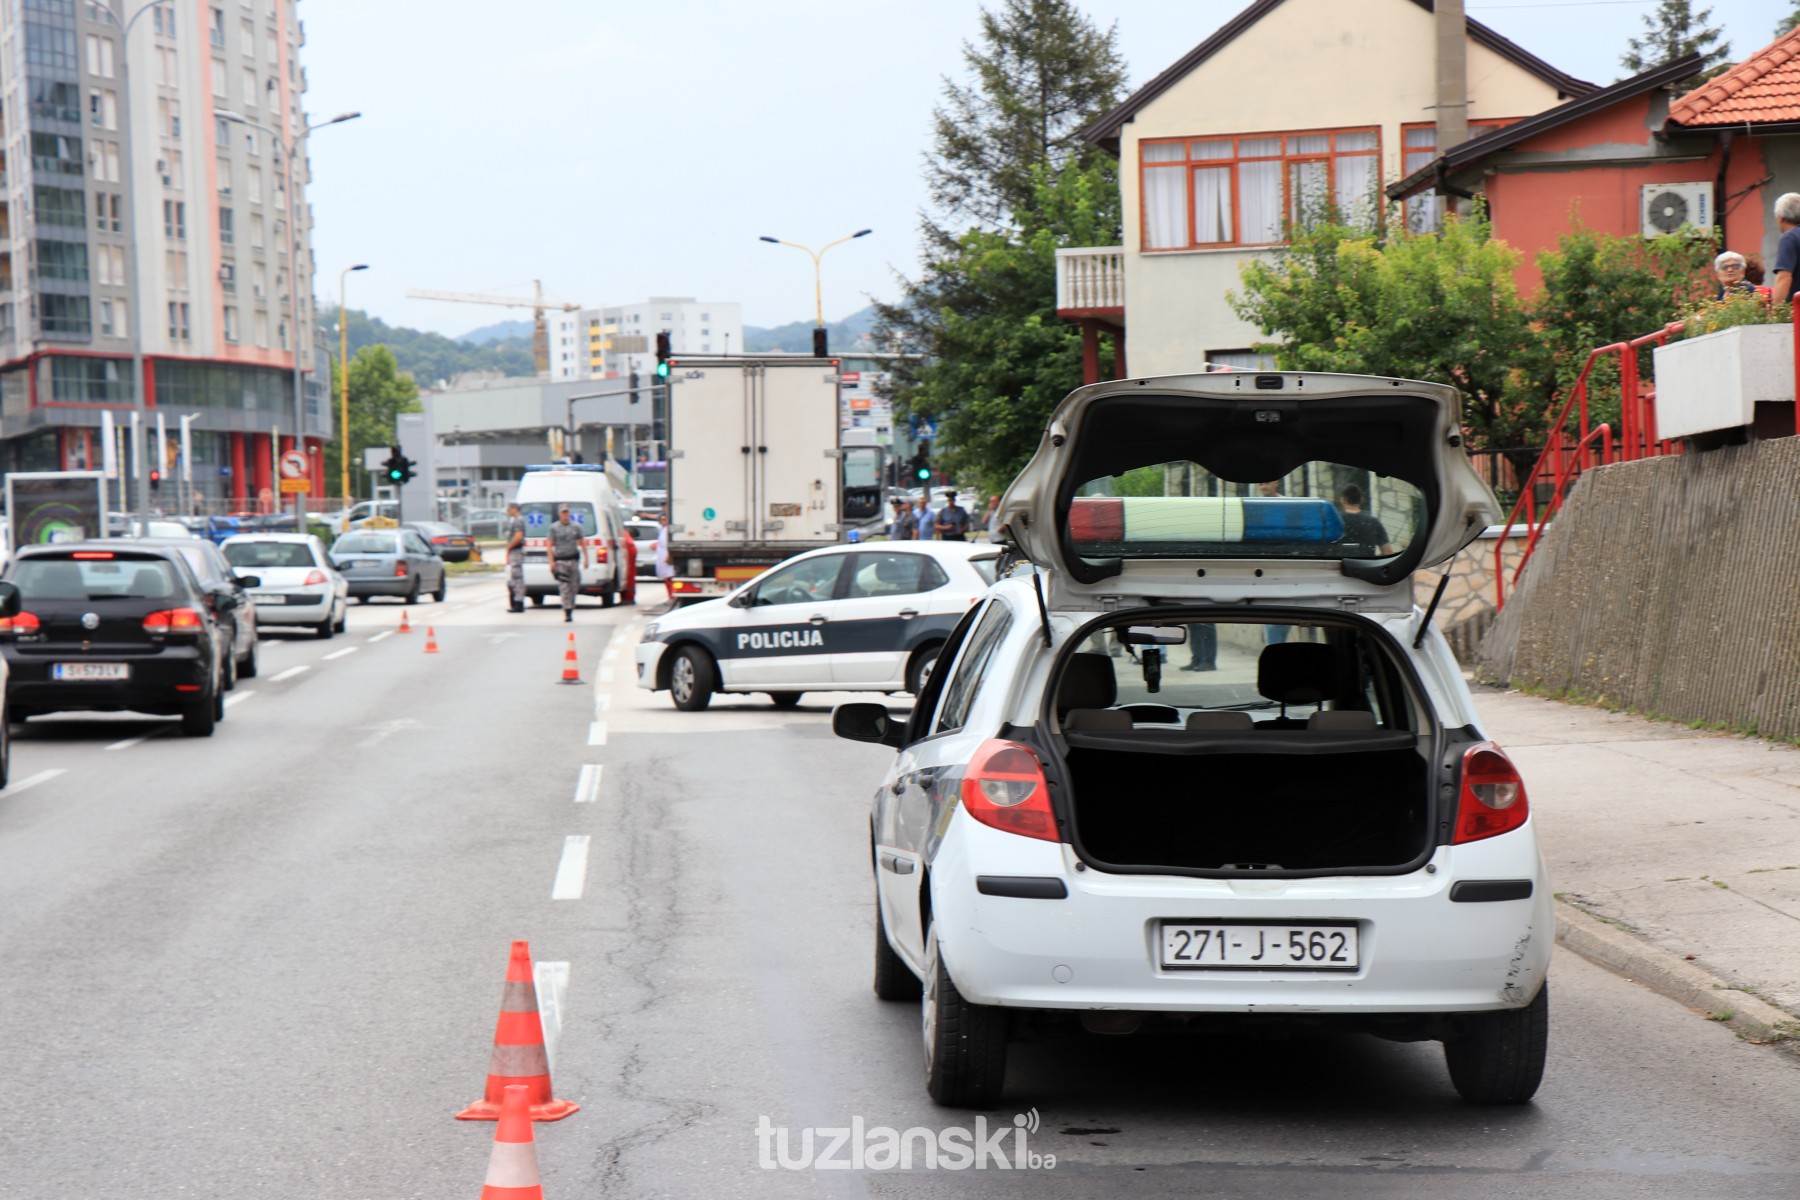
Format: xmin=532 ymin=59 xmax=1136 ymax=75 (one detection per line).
xmin=1258 ymin=642 xmax=1338 ymax=704
xmin=1057 ymin=652 xmax=1117 ymax=712
xmin=1307 ymin=709 xmax=1378 ymax=731
xmin=1186 ymin=711 xmax=1255 ymax=731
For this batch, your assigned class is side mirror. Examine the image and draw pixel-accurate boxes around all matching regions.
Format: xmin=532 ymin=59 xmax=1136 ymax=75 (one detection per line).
xmin=235 ymin=574 xmax=261 ymax=588
xmin=729 ymin=589 xmax=753 ymax=609
xmin=211 ymin=589 xmax=240 ymax=612
xmin=833 ymin=702 xmax=907 ymax=749
xmin=0 ymin=581 xmax=20 ymax=619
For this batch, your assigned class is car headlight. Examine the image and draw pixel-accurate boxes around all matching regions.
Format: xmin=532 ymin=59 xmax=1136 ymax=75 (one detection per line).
xmin=641 ymin=623 xmax=660 ymax=642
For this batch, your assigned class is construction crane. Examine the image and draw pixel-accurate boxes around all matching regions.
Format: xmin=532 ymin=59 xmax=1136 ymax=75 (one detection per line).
xmin=405 ymin=280 xmax=581 ymax=376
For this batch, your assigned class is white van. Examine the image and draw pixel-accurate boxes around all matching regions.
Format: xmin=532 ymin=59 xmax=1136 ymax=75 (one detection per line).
xmin=514 ymin=464 xmax=636 ymax=607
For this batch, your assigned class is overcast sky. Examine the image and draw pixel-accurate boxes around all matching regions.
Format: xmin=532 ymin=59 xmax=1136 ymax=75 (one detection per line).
xmin=301 ymin=0 xmax=1791 ymax=339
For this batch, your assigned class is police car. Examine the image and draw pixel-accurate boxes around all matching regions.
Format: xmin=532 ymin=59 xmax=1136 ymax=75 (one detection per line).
xmin=635 ymin=540 xmax=999 ymax=710
xmin=832 ymin=371 xmax=1553 ymax=1109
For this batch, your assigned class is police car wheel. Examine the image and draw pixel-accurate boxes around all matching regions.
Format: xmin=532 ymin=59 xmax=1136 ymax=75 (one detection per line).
xmin=669 ymin=647 xmax=715 ymax=712
xmin=767 ymin=691 xmax=803 ymax=709
xmin=906 ymin=645 xmax=942 ymax=696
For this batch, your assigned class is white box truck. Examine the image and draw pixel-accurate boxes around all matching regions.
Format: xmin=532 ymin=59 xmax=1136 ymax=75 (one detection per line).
xmin=665 ymin=356 xmax=850 ymax=602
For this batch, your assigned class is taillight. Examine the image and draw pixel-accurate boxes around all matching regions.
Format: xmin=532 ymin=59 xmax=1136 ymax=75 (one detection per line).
xmin=143 ymin=607 xmax=205 ymax=635
xmin=302 ymin=570 xmax=327 ymax=586
xmin=431 ymin=536 xmax=448 ymax=544
xmin=0 ymin=611 xmax=41 ymax=636
xmin=394 ymin=561 xmax=409 ymax=577
xmin=961 ymin=739 xmax=1059 ymax=842
xmin=1453 ymin=742 xmax=1529 ymax=843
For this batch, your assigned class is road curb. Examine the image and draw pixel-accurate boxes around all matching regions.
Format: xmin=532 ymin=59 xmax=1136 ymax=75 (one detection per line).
xmin=1553 ymin=898 xmax=1799 ymax=1056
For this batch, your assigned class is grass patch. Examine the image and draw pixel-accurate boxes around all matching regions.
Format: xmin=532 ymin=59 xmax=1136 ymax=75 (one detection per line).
xmin=446 ymin=560 xmax=502 ymax=576
xmin=1508 ymin=681 xmax=1800 ymax=748
xmin=1707 ymin=1010 xmax=1737 ymax=1022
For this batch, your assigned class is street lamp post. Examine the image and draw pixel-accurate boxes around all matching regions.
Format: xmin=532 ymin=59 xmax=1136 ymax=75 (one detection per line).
xmin=338 ymin=263 xmax=369 ymax=502
xmin=218 ymin=107 xmax=360 ymax=528
xmin=91 ymin=0 xmax=168 ymax=521
xmin=758 ymin=229 xmax=872 ymax=354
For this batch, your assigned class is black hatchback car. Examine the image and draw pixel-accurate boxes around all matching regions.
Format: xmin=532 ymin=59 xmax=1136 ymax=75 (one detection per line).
xmin=0 ymin=543 xmax=233 ymax=737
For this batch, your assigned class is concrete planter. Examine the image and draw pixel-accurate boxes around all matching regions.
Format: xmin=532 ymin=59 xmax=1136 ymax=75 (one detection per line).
xmin=1652 ymin=323 xmax=1793 ymax=439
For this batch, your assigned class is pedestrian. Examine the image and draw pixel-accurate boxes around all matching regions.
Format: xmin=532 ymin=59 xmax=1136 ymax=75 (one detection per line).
xmin=502 ymin=501 xmax=527 ymax=613
xmin=1769 ymin=193 xmax=1800 ymax=306
xmin=1181 ymin=622 xmax=1217 ymax=672
xmin=1713 ymin=251 xmax=1758 ymax=300
xmin=547 ymin=505 xmax=588 ymax=623
xmin=983 ymin=494 xmax=1001 ymax=539
xmin=934 ymin=490 xmax=970 ymax=541
xmin=653 ymin=510 xmax=675 ymax=601
xmin=887 ymin=498 xmax=911 ymax=541
xmin=1336 ymin=484 xmax=1394 ymax=557
xmin=912 ymin=494 xmax=936 ymax=541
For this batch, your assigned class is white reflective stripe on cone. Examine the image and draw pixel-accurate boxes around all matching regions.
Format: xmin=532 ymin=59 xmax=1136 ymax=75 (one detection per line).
xmin=484 ymin=1140 xmax=542 ymax=1188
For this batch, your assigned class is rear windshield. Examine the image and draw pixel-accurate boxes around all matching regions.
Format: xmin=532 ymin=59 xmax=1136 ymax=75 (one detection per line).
xmin=224 ymin=541 xmax=316 ymax=569
xmin=1068 ymin=462 xmax=1421 ymax=563
xmin=971 ymin=555 xmax=1000 ymax=585
xmin=521 ymin=502 xmax=598 ymax=536
xmin=333 ymin=534 xmax=399 ymax=554
xmin=10 ymin=555 xmax=185 ymax=600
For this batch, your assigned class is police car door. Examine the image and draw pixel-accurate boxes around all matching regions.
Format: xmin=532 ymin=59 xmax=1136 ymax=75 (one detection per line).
xmin=719 ymin=551 xmax=847 ymax=689
xmin=828 ymin=550 xmax=947 ymax=685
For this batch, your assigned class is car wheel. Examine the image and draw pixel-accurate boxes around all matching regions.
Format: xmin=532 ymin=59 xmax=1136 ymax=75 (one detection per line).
xmin=532 ymin=594 xmax=547 ymax=608
xmin=213 ymin=681 xmax=226 ymax=721
xmin=907 ymin=645 xmax=942 ymax=696
xmin=357 ymin=595 xmax=371 ymax=605
xmin=669 ymin=646 xmax=715 ymax=712
xmin=333 ymin=603 xmax=348 ymax=634
xmin=222 ymin=649 xmax=238 ymax=692
xmin=433 ymin=575 xmax=447 ymax=603
xmin=601 ymin=588 xmax=617 ymax=608
xmin=1444 ymin=983 xmax=1549 ymax=1105
xmin=315 ymin=614 xmax=334 ymax=639
xmin=0 ymin=708 xmax=11 ymax=789
xmin=181 ymin=688 xmax=217 ymax=737
xmin=767 ymin=692 xmax=803 ymax=708
xmin=239 ymin=640 xmax=259 ymax=679
xmin=921 ymin=922 xmax=1007 ymax=1107
xmin=874 ymin=890 xmax=921 ymax=1002
xmin=405 ymin=576 xmax=421 ymax=605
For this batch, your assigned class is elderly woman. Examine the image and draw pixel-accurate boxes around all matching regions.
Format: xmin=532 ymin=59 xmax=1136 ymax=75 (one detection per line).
xmin=1713 ymin=251 xmax=1757 ymax=300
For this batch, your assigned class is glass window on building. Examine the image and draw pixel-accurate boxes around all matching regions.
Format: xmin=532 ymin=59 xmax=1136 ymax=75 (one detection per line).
xmin=35 ymin=186 xmax=85 ymax=228
xmin=39 ymin=294 xmax=91 ymax=337
xmin=31 ymin=133 xmax=83 ymax=177
xmin=25 ymin=24 xmax=79 ymax=73
xmin=50 ymin=356 xmax=128 ymax=403
xmin=219 ymin=205 xmax=234 ymax=245
xmin=28 ymin=79 xmax=80 ymax=123
xmin=36 ymin=239 xmax=89 ymax=282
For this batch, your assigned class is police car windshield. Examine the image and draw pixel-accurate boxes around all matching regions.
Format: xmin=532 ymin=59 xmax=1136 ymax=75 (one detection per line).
xmin=521 ymin=502 xmax=597 ymax=535
xmin=1068 ymin=460 xmax=1421 ymax=562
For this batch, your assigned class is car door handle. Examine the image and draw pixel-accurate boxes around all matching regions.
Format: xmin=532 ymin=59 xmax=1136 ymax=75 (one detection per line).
xmin=880 ymin=853 xmax=916 ymax=876
xmin=809 ymin=614 xmax=829 ymax=625
xmin=898 ymin=608 xmax=920 ymax=620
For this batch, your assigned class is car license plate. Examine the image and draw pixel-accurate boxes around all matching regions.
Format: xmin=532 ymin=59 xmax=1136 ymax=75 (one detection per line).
xmin=251 ymin=591 xmax=287 ymax=603
xmin=1158 ymin=922 xmax=1359 ymax=971
xmin=53 ymin=662 xmax=129 ymax=682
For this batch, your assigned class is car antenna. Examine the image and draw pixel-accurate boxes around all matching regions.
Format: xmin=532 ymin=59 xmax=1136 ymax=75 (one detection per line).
xmin=1030 ymin=567 xmax=1053 ymax=649
xmin=1412 ymin=571 xmax=1451 ymax=649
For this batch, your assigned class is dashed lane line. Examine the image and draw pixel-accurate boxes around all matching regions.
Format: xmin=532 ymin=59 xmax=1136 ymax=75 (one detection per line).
xmin=550 ymin=835 xmax=591 ymax=900
xmin=593 ymin=693 xmax=609 ymax=712
xmin=368 ymin=631 xmax=394 ymax=643
xmin=587 ymin=720 xmax=607 ymax=746
xmin=105 ymin=730 xmax=166 ymax=751
xmin=223 ymin=691 xmax=257 ymax=709
xmin=269 ymin=665 xmax=310 ymax=684
xmin=322 ymin=647 xmax=358 ymax=661
xmin=574 ymin=764 xmax=602 ymax=804
xmin=599 ymin=666 xmax=615 ymax=684
xmin=0 ymin=768 xmax=65 ymax=798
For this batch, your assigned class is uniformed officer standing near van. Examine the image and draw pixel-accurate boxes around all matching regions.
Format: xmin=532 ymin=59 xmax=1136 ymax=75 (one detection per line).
xmin=547 ymin=506 xmax=589 ymax=622
xmin=503 ymin=502 xmax=527 ymax=613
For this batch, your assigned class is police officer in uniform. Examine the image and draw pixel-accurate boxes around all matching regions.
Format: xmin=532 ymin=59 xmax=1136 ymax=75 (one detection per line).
xmin=547 ymin=506 xmax=589 ymax=622
xmin=503 ymin=502 xmax=527 ymax=612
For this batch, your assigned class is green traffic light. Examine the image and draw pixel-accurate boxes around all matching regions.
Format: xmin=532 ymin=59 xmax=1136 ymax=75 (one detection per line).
xmin=915 ymin=467 xmax=930 ymax=480
xmin=388 ymin=468 xmax=403 ymax=481
xmin=655 ymin=362 xmax=670 ymax=378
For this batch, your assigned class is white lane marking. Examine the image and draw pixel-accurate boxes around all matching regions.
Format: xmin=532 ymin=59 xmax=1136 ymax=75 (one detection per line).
xmin=534 ymin=961 xmax=570 ymax=1071
xmin=550 ymin=835 xmax=591 ymax=900
xmin=574 ymin=764 xmax=602 ymax=804
xmin=368 ymin=631 xmax=394 ymax=643
xmin=587 ymin=720 xmax=607 ymax=746
xmin=223 ymin=691 xmax=257 ymax=709
xmin=269 ymin=665 xmax=310 ymax=683
xmin=358 ymin=718 xmax=424 ymax=749
xmin=602 ymin=645 xmax=619 ymax=662
xmin=322 ymin=647 xmax=358 ymax=661
xmin=0 ymin=768 xmax=65 ymax=797
xmin=105 ymin=729 xmax=165 ymax=751
xmin=599 ymin=666 xmax=615 ymax=684
xmin=593 ymin=693 xmax=610 ymax=712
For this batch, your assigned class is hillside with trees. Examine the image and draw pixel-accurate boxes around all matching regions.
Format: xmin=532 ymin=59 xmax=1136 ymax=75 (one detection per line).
xmin=322 ymin=307 xmax=536 ymax=387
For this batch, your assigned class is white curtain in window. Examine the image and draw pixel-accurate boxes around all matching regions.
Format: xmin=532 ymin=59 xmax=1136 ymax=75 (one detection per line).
xmin=1334 ymin=153 xmax=1376 ymax=225
xmin=1143 ymin=165 xmax=1187 ymax=249
xmin=1290 ymin=159 xmax=1328 ymax=227
xmin=1240 ymin=160 xmax=1282 ymax=243
xmin=1192 ymin=166 xmax=1232 ymax=243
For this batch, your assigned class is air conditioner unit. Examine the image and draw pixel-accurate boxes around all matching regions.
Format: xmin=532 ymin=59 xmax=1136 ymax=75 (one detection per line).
xmin=1641 ymin=183 xmax=1712 ymax=237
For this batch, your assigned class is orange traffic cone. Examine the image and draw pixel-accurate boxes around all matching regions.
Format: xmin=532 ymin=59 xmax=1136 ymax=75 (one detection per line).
xmin=478 ymin=1085 xmax=544 ymax=1199
xmin=424 ymin=626 xmax=440 ymax=654
xmin=398 ymin=608 xmax=413 ymax=634
xmin=557 ymin=632 xmax=582 ymax=685
xmin=457 ymin=940 xmax=579 ymax=1122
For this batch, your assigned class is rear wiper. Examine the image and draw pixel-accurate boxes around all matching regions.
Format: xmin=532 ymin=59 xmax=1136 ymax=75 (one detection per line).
xmin=1206 ymin=700 xmax=1279 ymax=711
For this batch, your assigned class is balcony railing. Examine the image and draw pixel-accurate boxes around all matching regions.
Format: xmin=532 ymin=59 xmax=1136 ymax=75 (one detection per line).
xmin=1055 ymin=246 xmax=1124 ymax=315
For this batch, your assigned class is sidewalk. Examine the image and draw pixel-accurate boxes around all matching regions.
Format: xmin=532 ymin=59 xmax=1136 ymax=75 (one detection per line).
xmin=1473 ymin=684 xmax=1800 ymax=1039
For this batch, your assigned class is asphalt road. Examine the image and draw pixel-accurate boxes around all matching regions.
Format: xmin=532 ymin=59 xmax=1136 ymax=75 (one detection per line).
xmin=3 ymin=575 xmax=1798 ymax=1198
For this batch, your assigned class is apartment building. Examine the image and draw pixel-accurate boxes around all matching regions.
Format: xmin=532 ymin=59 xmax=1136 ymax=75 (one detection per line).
xmin=586 ymin=297 xmax=743 ymax=380
xmin=0 ymin=0 xmax=328 ymax=504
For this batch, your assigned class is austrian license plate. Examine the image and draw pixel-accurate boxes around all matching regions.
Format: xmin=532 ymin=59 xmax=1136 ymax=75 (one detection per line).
xmin=1158 ymin=922 xmax=1359 ymax=971
xmin=53 ymin=662 xmax=129 ymax=682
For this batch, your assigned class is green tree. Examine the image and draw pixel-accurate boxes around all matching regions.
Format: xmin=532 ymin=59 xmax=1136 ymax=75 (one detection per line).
xmin=927 ymin=0 xmax=1127 ymax=230
xmin=321 ymin=344 xmax=422 ymax=501
xmin=1778 ymin=0 xmax=1800 ymax=37
xmin=322 ymin=307 xmax=535 ymax=387
xmin=1621 ymin=0 xmax=1730 ymax=87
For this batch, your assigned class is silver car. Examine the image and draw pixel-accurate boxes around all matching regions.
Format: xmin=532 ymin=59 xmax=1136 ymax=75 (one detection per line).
xmin=329 ymin=529 xmax=448 ymax=604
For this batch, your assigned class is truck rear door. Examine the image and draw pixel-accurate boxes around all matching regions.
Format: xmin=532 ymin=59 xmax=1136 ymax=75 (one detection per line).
xmin=670 ymin=364 xmax=754 ymax=547
xmin=754 ymin=361 xmax=841 ymax=544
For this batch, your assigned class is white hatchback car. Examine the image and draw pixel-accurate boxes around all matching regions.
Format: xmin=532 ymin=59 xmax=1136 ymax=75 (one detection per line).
xmin=636 ymin=540 xmax=999 ymax=710
xmin=220 ymin=533 xmax=349 ymax=638
xmin=834 ymin=371 xmax=1549 ymax=1108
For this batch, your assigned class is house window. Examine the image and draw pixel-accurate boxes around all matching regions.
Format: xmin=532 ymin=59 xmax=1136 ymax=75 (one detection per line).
xmin=154 ymin=4 xmax=176 ymax=37
xmin=1140 ymin=128 xmax=1380 ymax=251
xmin=36 ymin=239 xmax=89 ymax=282
xmin=100 ymin=298 xmax=116 ymax=336
xmin=163 ymin=199 xmax=186 ymax=239
xmin=1399 ymin=121 xmax=1515 ymax=232
xmin=220 ymin=262 xmax=237 ymax=293
xmin=209 ymin=7 xmax=225 ymax=47
xmin=41 ymin=294 xmax=91 ymax=336
xmin=219 ymin=205 xmax=234 ymax=245
xmin=224 ymin=305 xmax=238 ymax=342
xmin=168 ymin=300 xmax=191 ymax=340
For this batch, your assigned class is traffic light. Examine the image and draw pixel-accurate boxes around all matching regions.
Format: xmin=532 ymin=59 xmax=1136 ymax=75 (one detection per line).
xmin=629 ymin=367 xmax=641 ymax=404
xmin=148 ymin=469 xmax=161 ymax=494
xmin=654 ymin=331 xmax=672 ymax=379
xmin=812 ymin=326 xmax=828 ymax=358
xmin=912 ymin=447 xmax=931 ymax=482
xmin=382 ymin=445 xmax=415 ymax=484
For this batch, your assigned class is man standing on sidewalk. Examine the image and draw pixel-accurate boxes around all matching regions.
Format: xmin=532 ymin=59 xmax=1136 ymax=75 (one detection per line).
xmin=547 ymin=506 xmax=588 ymax=623
xmin=503 ymin=502 xmax=527 ymax=613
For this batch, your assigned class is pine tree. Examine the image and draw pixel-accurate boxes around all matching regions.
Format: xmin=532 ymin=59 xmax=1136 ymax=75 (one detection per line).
xmin=1621 ymin=0 xmax=1730 ymax=86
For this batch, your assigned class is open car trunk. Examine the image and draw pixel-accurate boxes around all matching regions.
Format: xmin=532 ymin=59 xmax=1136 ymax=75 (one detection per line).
xmin=1062 ymin=727 xmax=1431 ymax=875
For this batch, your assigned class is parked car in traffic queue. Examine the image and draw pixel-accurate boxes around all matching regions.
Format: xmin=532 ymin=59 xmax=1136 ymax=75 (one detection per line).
xmin=624 ymin=519 xmax=660 ymax=577
xmin=132 ymin=536 xmax=261 ymax=686
xmin=636 ymin=540 xmax=999 ymax=710
xmin=832 ymin=370 xmax=1549 ymax=1109
xmin=329 ymin=529 xmax=447 ymax=604
xmin=0 ymin=542 xmax=232 ymax=736
xmin=220 ymin=533 xmax=348 ymax=638
xmin=403 ymin=520 xmax=476 ymax=564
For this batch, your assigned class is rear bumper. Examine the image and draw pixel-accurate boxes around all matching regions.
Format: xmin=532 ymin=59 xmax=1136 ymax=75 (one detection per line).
xmin=4 ymin=646 xmax=210 ymax=715
xmin=249 ymin=591 xmax=334 ymax=625
xmin=344 ymin=576 xmax=415 ymax=598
